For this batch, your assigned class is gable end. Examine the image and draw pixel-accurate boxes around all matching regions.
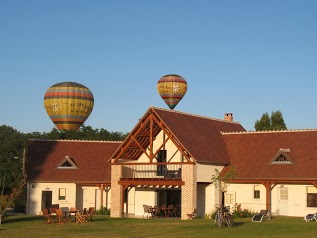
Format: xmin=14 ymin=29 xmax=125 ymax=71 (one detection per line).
xmin=57 ymin=156 xmax=78 ymax=169
xmin=270 ymin=149 xmax=294 ymax=164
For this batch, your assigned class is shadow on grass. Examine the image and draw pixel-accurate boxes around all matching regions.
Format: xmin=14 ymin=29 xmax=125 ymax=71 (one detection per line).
xmin=232 ymin=221 xmax=245 ymax=226
xmin=3 ymin=215 xmax=42 ymax=224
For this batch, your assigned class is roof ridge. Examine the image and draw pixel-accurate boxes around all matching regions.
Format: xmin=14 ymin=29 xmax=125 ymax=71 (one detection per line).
xmin=151 ymin=106 xmax=241 ymax=125
xmin=28 ymin=139 xmax=123 ymax=143
xmin=221 ymin=128 xmax=317 ymax=134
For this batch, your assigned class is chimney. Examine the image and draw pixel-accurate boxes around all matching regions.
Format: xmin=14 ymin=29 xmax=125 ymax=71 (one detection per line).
xmin=224 ymin=113 xmax=233 ymax=122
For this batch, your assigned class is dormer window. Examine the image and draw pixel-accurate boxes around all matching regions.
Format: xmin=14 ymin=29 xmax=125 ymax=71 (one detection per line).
xmin=270 ymin=149 xmax=294 ymax=164
xmin=57 ymin=156 xmax=78 ymax=169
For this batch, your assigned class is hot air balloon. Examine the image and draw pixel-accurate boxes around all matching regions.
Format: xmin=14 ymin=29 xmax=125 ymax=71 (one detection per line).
xmin=157 ymin=74 xmax=187 ymax=110
xmin=44 ymin=82 xmax=94 ymax=131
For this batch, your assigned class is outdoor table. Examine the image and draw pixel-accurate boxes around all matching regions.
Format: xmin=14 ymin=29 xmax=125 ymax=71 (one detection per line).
xmin=63 ymin=210 xmax=79 ymax=222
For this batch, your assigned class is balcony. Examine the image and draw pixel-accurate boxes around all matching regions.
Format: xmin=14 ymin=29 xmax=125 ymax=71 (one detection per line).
xmin=121 ymin=163 xmax=182 ymax=179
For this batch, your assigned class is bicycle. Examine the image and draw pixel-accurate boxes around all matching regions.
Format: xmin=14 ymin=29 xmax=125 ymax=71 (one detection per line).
xmin=214 ymin=206 xmax=234 ymax=227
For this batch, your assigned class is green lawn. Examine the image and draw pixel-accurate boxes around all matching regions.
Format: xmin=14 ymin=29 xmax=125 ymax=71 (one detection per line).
xmin=1 ymin=215 xmax=317 ymax=238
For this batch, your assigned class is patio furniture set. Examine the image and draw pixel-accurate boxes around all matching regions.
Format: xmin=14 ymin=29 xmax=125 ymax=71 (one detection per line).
xmin=143 ymin=204 xmax=180 ymax=218
xmin=42 ymin=206 xmax=95 ymax=224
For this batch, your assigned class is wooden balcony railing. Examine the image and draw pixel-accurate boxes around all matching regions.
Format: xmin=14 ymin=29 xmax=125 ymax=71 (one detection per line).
xmin=121 ymin=163 xmax=183 ymax=179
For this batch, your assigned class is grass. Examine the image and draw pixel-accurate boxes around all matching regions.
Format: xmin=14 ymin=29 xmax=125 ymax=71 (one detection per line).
xmin=1 ymin=215 xmax=317 ymax=238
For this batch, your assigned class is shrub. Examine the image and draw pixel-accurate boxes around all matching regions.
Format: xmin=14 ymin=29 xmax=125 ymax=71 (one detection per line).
xmin=232 ymin=203 xmax=253 ymax=218
xmin=96 ymin=206 xmax=110 ymax=215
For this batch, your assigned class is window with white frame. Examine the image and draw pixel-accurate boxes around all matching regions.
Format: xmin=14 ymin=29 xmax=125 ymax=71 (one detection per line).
xmin=307 ymin=186 xmax=317 ymax=207
xmin=225 ymin=192 xmax=235 ymax=205
xmin=254 ymin=185 xmax=260 ymax=199
xmin=280 ymin=187 xmax=288 ymax=200
xmin=59 ymin=188 xmax=66 ymax=200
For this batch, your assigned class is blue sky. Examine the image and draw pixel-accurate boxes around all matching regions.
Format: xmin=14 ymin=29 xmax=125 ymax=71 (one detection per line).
xmin=1 ymin=0 xmax=316 ymax=133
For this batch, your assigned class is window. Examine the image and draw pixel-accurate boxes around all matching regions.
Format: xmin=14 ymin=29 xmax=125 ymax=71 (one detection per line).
xmin=270 ymin=149 xmax=294 ymax=164
xmin=57 ymin=156 xmax=78 ymax=169
xmin=254 ymin=185 xmax=260 ymax=199
xmin=157 ymin=150 xmax=167 ymax=176
xmin=225 ymin=192 xmax=235 ymax=205
xmin=280 ymin=187 xmax=288 ymax=200
xmin=307 ymin=186 xmax=317 ymax=207
xmin=59 ymin=188 xmax=66 ymax=200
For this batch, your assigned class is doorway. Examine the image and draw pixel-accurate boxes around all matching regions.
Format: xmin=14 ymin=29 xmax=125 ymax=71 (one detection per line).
xmin=157 ymin=190 xmax=181 ymax=206
xmin=277 ymin=187 xmax=289 ymax=215
xmin=41 ymin=191 xmax=52 ymax=210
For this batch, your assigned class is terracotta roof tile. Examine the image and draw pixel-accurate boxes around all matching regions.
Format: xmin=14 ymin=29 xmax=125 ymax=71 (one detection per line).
xmin=27 ymin=139 xmax=122 ymax=183
xmin=222 ymin=130 xmax=317 ymax=180
xmin=153 ymin=107 xmax=246 ymax=164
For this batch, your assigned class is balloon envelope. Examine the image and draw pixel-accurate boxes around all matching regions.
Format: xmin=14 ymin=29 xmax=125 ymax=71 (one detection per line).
xmin=44 ymin=82 xmax=94 ymax=131
xmin=157 ymin=74 xmax=187 ymax=109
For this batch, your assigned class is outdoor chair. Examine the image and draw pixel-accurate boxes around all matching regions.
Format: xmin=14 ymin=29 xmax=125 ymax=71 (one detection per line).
xmin=86 ymin=207 xmax=95 ymax=221
xmin=160 ymin=204 xmax=167 ymax=217
xmin=303 ymin=213 xmax=317 ymax=222
xmin=153 ymin=206 xmax=161 ymax=218
xmin=166 ymin=205 xmax=174 ymax=217
xmin=49 ymin=204 xmax=59 ymax=216
xmin=186 ymin=208 xmax=196 ymax=220
xmin=42 ymin=208 xmax=52 ymax=224
xmin=55 ymin=209 xmax=64 ymax=224
xmin=143 ymin=205 xmax=150 ymax=218
xmin=172 ymin=205 xmax=178 ymax=217
xmin=76 ymin=212 xmax=88 ymax=223
xmin=83 ymin=208 xmax=87 ymax=215
xmin=252 ymin=210 xmax=270 ymax=222
xmin=148 ymin=206 xmax=157 ymax=218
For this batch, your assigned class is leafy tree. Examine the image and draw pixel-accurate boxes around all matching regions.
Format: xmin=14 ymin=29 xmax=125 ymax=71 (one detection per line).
xmin=0 ymin=125 xmax=26 ymax=220
xmin=211 ymin=167 xmax=237 ymax=207
xmin=254 ymin=110 xmax=287 ymax=131
xmin=0 ymin=125 xmax=26 ymax=191
xmin=271 ymin=111 xmax=287 ymax=130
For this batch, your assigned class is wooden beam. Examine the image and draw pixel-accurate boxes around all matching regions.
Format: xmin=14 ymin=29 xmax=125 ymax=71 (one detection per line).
xmin=150 ymin=115 xmax=154 ymax=161
xmin=131 ymin=135 xmax=151 ymax=160
xmin=119 ymin=179 xmax=184 ymax=187
xmin=112 ymin=116 xmax=152 ymax=162
xmin=151 ymin=114 xmax=192 ymax=162
xmin=261 ymin=181 xmax=275 ymax=213
xmin=100 ymin=184 xmax=104 ymax=210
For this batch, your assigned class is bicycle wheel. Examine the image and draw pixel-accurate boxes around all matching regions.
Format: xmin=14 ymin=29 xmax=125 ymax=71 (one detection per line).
xmin=229 ymin=216 xmax=234 ymax=226
xmin=225 ymin=216 xmax=232 ymax=227
xmin=220 ymin=215 xmax=226 ymax=227
xmin=214 ymin=213 xmax=219 ymax=226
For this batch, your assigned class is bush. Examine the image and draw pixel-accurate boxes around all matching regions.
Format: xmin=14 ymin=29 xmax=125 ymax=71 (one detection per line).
xmin=96 ymin=206 xmax=110 ymax=215
xmin=232 ymin=203 xmax=253 ymax=218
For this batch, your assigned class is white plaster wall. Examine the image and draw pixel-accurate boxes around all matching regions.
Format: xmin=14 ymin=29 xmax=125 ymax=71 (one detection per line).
xmin=227 ymin=183 xmax=317 ymax=217
xmin=134 ymin=188 xmax=157 ymax=216
xmin=104 ymin=188 xmax=111 ymax=209
xmin=27 ymin=182 xmax=76 ymax=215
xmin=125 ymin=187 xmax=135 ymax=214
xmin=197 ymin=183 xmax=217 ymax=217
xmin=226 ymin=183 xmax=268 ymax=213
xmin=197 ymin=164 xmax=223 ymax=182
xmin=138 ymin=131 xmax=183 ymax=163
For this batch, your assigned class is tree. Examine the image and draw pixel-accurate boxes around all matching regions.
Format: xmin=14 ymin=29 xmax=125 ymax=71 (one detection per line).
xmin=211 ymin=167 xmax=237 ymax=207
xmin=0 ymin=125 xmax=26 ymax=223
xmin=0 ymin=125 xmax=26 ymax=192
xmin=254 ymin=110 xmax=287 ymax=131
xmin=271 ymin=111 xmax=287 ymax=130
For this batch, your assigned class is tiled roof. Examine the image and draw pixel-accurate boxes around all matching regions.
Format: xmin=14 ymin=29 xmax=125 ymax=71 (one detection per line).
xmin=153 ymin=107 xmax=246 ymax=164
xmin=27 ymin=139 xmax=122 ymax=183
xmin=222 ymin=130 xmax=317 ymax=180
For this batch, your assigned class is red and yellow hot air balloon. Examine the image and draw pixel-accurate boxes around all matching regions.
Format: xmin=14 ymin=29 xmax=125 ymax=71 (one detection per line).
xmin=157 ymin=74 xmax=187 ymax=110
xmin=44 ymin=82 xmax=94 ymax=131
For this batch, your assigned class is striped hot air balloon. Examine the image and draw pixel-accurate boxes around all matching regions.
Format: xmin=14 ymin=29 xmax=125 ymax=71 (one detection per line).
xmin=44 ymin=82 xmax=94 ymax=131
xmin=157 ymin=74 xmax=187 ymax=110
